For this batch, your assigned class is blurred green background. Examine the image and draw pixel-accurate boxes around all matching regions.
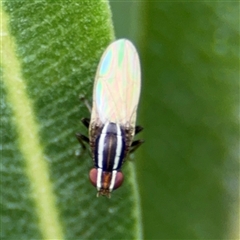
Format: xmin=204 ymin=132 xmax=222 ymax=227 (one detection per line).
xmin=110 ymin=1 xmax=239 ymax=239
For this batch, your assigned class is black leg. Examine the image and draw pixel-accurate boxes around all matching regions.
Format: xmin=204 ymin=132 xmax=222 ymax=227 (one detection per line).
xmin=81 ymin=118 xmax=90 ymax=129
xmin=76 ymin=96 xmax=91 ymax=154
xmin=129 ymin=139 xmax=144 ymax=154
xmin=76 ymin=132 xmax=89 ymax=150
xmin=135 ymin=125 xmax=143 ymax=135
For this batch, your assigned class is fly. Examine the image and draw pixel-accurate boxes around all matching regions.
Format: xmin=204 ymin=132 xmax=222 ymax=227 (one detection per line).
xmin=76 ymin=39 xmax=143 ymax=197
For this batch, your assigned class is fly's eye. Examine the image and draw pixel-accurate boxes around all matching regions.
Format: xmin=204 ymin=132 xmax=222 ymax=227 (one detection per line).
xmin=113 ymin=171 xmax=124 ymax=190
xmin=89 ymin=168 xmax=97 ymax=187
xmin=89 ymin=168 xmax=124 ymax=190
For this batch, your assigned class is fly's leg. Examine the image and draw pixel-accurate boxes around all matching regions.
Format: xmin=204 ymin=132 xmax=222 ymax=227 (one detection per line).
xmin=79 ymin=95 xmax=92 ymax=113
xmin=76 ymin=95 xmax=90 ymax=147
xmin=128 ymin=125 xmax=144 ymax=154
xmin=76 ymin=133 xmax=89 ymax=150
xmin=129 ymin=139 xmax=144 ymax=154
xmin=81 ymin=117 xmax=90 ymax=129
xmin=135 ymin=125 xmax=143 ymax=135
xmin=76 ymin=118 xmax=90 ymax=149
xmin=76 ymin=97 xmax=92 ymax=157
xmin=76 ymin=132 xmax=92 ymax=158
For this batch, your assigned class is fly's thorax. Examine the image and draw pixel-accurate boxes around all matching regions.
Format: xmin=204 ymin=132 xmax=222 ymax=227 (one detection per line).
xmin=95 ymin=122 xmax=125 ymax=170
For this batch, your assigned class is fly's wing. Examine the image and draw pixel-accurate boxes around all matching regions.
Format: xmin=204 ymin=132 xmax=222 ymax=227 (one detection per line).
xmin=90 ymin=39 xmax=141 ymax=130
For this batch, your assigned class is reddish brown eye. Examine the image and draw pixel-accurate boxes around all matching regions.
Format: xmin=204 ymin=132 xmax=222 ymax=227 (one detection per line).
xmin=113 ymin=171 xmax=124 ymax=190
xmin=89 ymin=168 xmax=124 ymax=191
xmin=89 ymin=168 xmax=97 ymax=187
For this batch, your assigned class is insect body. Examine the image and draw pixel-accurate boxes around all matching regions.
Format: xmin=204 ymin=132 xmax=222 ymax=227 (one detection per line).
xmin=76 ymin=39 xmax=143 ymax=197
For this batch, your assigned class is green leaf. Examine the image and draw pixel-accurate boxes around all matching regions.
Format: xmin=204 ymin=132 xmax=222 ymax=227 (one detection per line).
xmin=1 ymin=2 xmax=142 ymax=239
xmin=111 ymin=1 xmax=239 ymax=239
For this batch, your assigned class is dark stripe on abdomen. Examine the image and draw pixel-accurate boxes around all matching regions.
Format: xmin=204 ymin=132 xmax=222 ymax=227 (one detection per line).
xmin=103 ymin=134 xmax=117 ymax=171
xmin=95 ymin=122 xmax=125 ymax=171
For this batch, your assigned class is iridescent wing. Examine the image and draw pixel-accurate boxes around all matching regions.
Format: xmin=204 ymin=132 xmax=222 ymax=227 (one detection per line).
xmin=90 ymin=39 xmax=141 ymax=130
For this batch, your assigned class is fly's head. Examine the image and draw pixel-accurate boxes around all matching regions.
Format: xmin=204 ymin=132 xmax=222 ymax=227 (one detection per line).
xmin=89 ymin=168 xmax=124 ymax=198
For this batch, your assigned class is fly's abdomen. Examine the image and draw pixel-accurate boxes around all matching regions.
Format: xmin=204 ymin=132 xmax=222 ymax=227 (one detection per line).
xmin=95 ymin=122 xmax=125 ymax=171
